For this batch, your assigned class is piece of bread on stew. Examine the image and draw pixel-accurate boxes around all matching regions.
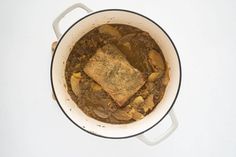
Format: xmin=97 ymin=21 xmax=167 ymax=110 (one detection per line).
xmin=84 ymin=44 xmax=145 ymax=107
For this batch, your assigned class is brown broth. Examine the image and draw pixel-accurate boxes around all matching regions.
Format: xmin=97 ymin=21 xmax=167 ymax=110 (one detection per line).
xmin=65 ymin=24 xmax=169 ymax=124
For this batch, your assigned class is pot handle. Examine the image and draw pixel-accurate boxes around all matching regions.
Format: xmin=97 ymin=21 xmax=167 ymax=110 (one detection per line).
xmin=137 ymin=109 xmax=178 ymax=146
xmin=53 ymin=3 xmax=93 ymax=39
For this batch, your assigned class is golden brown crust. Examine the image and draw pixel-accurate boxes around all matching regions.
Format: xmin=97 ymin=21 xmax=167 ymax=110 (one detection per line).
xmin=84 ymin=44 xmax=145 ymax=107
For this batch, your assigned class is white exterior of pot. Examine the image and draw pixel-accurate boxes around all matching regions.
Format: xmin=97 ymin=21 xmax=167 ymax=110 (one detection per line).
xmin=51 ymin=3 xmax=181 ymax=143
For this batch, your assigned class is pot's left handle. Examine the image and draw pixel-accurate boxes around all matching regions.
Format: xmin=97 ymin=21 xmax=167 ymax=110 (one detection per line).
xmin=53 ymin=3 xmax=93 ymax=39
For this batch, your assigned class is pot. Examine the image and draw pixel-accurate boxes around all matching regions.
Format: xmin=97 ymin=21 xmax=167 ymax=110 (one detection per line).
xmin=51 ymin=3 xmax=181 ymax=145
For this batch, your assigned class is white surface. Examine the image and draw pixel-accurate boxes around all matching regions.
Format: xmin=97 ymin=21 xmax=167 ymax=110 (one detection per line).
xmin=0 ymin=0 xmax=236 ymax=156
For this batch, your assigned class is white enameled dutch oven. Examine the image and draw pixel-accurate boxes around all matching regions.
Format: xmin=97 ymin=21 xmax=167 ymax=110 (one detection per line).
xmin=51 ymin=3 xmax=181 ymax=145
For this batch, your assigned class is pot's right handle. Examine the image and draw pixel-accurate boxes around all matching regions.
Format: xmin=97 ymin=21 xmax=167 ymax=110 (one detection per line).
xmin=53 ymin=3 xmax=93 ymax=39
xmin=137 ymin=109 xmax=178 ymax=146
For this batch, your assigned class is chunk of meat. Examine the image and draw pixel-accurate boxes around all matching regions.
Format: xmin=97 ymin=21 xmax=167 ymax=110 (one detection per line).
xmin=84 ymin=44 xmax=146 ymax=106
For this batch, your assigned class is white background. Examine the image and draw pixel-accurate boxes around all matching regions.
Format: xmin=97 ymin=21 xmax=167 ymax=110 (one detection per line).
xmin=1 ymin=0 xmax=236 ymax=156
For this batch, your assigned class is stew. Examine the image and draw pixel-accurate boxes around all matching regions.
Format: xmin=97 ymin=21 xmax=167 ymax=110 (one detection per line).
xmin=65 ymin=24 xmax=169 ymax=124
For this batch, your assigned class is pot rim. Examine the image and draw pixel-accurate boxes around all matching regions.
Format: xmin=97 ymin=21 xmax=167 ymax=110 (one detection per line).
xmin=50 ymin=9 xmax=182 ymax=139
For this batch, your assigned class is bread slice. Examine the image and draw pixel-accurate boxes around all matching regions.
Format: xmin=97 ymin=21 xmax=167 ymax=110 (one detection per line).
xmin=84 ymin=44 xmax=145 ymax=107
